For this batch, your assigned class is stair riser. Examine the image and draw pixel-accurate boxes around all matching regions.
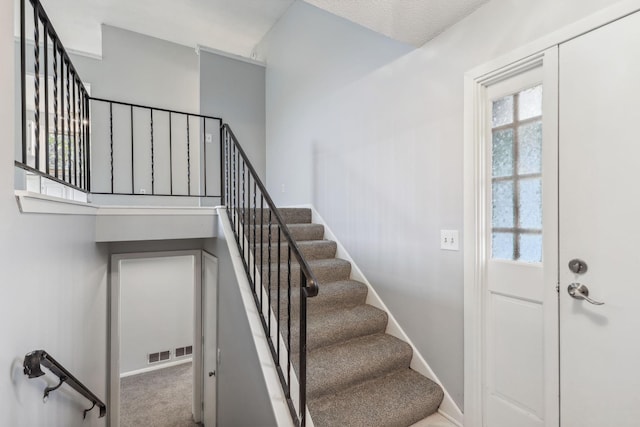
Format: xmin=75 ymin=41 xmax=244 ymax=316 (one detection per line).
xmin=248 ymin=224 xmax=325 ymax=243
xmin=239 ymin=208 xmax=312 ymax=225
xmin=260 ymin=262 xmax=351 ymax=289
xmin=254 ymin=241 xmax=337 ymax=263
xmin=286 ymin=310 xmax=388 ymax=353
xmin=270 ymin=285 xmax=367 ymax=317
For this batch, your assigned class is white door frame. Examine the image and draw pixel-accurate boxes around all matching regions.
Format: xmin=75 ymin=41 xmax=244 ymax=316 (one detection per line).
xmin=108 ymin=250 xmax=204 ymax=427
xmin=463 ymin=2 xmax=640 ymax=426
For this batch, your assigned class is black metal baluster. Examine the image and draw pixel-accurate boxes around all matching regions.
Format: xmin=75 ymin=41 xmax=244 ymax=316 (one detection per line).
xmin=220 ymin=122 xmax=224 ymax=204
xmin=169 ymin=112 xmax=173 ymax=195
xmin=62 ymin=60 xmax=71 ymax=183
xmin=236 ymin=145 xmax=240 ymax=240
xmin=20 ymin=0 xmax=26 ymax=164
xmin=85 ymin=95 xmax=91 ymax=192
xmin=150 ymin=109 xmax=154 ymax=195
xmin=241 ymin=162 xmax=246 ymax=261
xmin=65 ymin=62 xmax=70 ymax=183
xmin=60 ymin=55 xmax=65 ymax=181
xmin=109 ymin=102 xmax=114 ymax=193
xmin=52 ymin=45 xmax=58 ymax=178
xmin=203 ymin=118 xmax=207 ymax=196
xmin=277 ymin=224 xmax=281 ymax=364
xmin=300 ymin=274 xmax=308 ymax=427
xmin=260 ymin=209 xmax=272 ymax=320
xmin=72 ymin=76 xmax=77 ymax=186
xmin=267 ymin=208 xmax=272 ymax=335
xmin=130 ymin=105 xmax=134 ymax=193
xmin=186 ymin=115 xmax=191 ymax=196
xmin=44 ymin=28 xmax=49 ymax=175
xmin=287 ymin=245 xmax=292 ymax=393
xmin=225 ymin=129 xmax=229 ymax=206
xmin=33 ymin=11 xmax=40 ymax=170
xmin=253 ymin=180 xmax=257 ymax=293
xmin=261 ymin=196 xmax=265 ymax=305
xmin=78 ymin=84 xmax=83 ymax=188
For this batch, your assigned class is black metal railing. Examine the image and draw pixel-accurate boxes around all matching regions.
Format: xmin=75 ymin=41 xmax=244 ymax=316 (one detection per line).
xmin=221 ymin=124 xmax=319 ymax=427
xmin=23 ymin=350 xmax=106 ymax=419
xmin=18 ymin=0 xmax=91 ymax=194
xmin=88 ymin=97 xmax=222 ymax=197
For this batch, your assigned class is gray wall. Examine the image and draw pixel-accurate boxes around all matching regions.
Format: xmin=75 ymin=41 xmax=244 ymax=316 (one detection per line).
xmin=200 ymin=50 xmax=266 ymax=186
xmin=1 ymin=2 xmax=108 ymax=427
xmin=119 ymin=256 xmax=194 ymax=374
xmin=257 ymin=0 xmax=619 ymax=409
xmin=70 ymin=26 xmax=204 ymax=198
xmin=204 ymin=228 xmax=277 ymax=427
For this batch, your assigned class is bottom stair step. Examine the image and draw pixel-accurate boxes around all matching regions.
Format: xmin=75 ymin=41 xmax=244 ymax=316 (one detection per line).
xmin=308 ymin=368 xmax=444 ymax=427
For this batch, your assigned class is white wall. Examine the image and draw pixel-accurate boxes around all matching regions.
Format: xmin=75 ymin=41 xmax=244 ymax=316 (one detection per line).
xmin=1 ymin=2 xmax=108 ymax=426
xmin=119 ymin=256 xmax=194 ymax=374
xmin=257 ymin=0 xmax=620 ymax=409
xmin=203 ymin=236 xmax=277 ymax=427
xmin=199 ymin=50 xmax=266 ymax=193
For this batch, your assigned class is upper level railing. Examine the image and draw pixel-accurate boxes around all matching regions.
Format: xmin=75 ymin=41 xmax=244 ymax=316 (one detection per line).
xmin=23 ymin=350 xmax=106 ymax=419
xmin=88 ymin=97 xmax=222 ymax=197
xmin=19 ymin=0 xmax=91 ymax=194
xmin=222 ymin=124 xmax=319 ymax=427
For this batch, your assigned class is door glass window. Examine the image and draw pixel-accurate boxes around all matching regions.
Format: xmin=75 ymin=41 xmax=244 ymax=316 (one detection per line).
xmin=491 ymin=85 xmax=543 ymax=262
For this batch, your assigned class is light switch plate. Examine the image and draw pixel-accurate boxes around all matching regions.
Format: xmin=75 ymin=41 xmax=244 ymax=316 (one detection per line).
xmin=441 ymin=230 xmax=459 ymax=251
xmin=205 ymin=133 xmax=212 ymax=143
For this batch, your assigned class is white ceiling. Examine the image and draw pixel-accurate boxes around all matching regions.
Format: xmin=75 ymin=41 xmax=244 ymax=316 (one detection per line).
xmin=36 ymin=0 xmax=489 ymax=59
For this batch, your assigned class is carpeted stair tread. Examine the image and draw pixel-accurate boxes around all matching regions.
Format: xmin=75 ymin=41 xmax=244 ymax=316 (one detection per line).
xmin=254 ymin=240 xmax=337 ymax=263
xmin=272 ymin=280 xmax=368 ymax=316
xmin=303 ymin=304 xmax=388 ymax=351
xmin=251 ymin=223 xmax=325 ymax=243
xmin=306 ymin=333 xmax=412 ymax=399
xmin=263 ymin=258 xmax=352 ymax=288
xmin=309 ymin=368 xmax=444 ymax=427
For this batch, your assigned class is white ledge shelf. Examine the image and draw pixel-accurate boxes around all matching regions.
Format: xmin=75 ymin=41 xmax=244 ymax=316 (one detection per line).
xmin=16 ymin=191 xmax=219 ymax=242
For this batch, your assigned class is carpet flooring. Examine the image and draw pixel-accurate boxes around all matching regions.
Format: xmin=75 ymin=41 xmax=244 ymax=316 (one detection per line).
xmin=247 ymin=208 xmax=444 ymax=426
xmin=120 ymin=362 xmax=201 ymax=427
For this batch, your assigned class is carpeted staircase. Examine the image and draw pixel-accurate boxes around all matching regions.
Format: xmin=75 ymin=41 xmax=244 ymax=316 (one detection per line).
xmin=247 ymin=207 xmax=444 ymax=427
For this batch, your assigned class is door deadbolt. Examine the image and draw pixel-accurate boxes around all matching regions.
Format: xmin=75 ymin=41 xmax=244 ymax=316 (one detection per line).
xmin=568 ymin=259 xmax=588 ymax=274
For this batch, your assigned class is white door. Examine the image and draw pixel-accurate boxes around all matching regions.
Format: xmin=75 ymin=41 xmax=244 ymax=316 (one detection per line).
xmin=559 ymin=11 xmax=640 ymax=427
xmin=482 ymin=53 xmax=559 ymax=427
xmin=202 ymin=252 xmax=218 ymax=426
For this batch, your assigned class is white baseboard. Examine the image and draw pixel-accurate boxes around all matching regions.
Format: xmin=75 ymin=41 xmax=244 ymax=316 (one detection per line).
xmin=120 ymin=357 xmax=193 ymax=378
xmin=288 ymin=204 xmax=464 ymax=426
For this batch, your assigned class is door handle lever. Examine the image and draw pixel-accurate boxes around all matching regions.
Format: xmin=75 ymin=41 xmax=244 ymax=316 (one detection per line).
xmin=568 ymin=282 xmax=604 ymax=305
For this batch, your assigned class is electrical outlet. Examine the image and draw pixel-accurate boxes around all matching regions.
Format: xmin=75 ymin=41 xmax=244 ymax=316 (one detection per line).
xmin=205 ymin=133 xmax=212 ymax=143
xmin=140 ymin=188 xmax=146 ymax=194
xmin=281 ymin=184 xmax=285 ymax=193
xmin=440 ymin=230 xmax=459 ymax=251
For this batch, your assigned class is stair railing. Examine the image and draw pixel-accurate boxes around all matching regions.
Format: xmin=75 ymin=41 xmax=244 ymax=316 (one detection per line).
xmin=23 ymin=350 xmax=106 ymax=419
xmin=221 ymin=124 xmax=319 ymax=427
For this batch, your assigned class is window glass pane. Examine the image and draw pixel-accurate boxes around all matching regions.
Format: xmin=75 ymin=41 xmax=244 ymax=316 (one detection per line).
xmin=518 ymin=121 xmax=542 ymax=175
xmin=492 ymin=95 xmax=514 ymax=127
xmin=492 ymin=232 xmax=514 ymax=260
xmin=492 ymin=129 xmax=513 ymax=177
xmin=519 ymin=234 xmax=542 ymax=263
xmin=518 ymin=178 xmax=542 ymax=229
xmin=518 ymin=85 xmax=542 ymax=120
xmin=492 ymin=180 xmax=514 ymax=228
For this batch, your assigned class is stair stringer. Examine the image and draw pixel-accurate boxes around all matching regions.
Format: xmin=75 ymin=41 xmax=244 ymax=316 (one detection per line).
xmin=292 ymin=204 xmax=463 ymax=427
